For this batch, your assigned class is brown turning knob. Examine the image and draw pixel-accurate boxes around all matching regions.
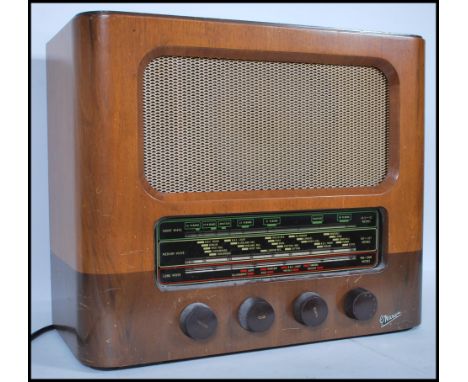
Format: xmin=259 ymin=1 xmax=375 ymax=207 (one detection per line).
xmin=344 ymin=288 xmax=378 ymax=321
xmin=238 ymin=297 xmax=275 ymax=332
xmin=179 ymin=303 xmax=218 ymax=340
xmin=293 ymin=292 xmax=328 ymax=327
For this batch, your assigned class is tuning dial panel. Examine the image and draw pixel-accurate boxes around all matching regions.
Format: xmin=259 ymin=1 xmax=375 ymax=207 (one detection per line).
xmin=179 ymin=303 xmax=218 ymax=340
xmin=293 ymin=292 xmax=328 ymax=327
xmin=344 ymin=287 xmax=378 ymax=321
xmin=238 ymin=297 xmax=275 ymax=332
xmin=156 ymin=208 xmax=381 ymax=287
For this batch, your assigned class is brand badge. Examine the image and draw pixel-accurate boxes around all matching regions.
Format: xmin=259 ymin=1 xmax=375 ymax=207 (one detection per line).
xmin=379 ymin=311 xmax=402 ymax=327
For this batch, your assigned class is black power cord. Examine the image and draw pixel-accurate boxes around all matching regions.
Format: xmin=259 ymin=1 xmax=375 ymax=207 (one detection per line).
xmin=30 ymin=324 xmax=58 ymax=341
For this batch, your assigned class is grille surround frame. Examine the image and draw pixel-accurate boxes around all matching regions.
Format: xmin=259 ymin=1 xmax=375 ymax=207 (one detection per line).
xmin=141 ymin=53 xmax=395 ymax=196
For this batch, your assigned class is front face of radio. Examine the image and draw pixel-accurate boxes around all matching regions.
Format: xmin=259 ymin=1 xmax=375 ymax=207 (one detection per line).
xmin=47 ymin=12 xmax=423 ymax=368
xmin=156 ymin=208 xmax=381 ymax=287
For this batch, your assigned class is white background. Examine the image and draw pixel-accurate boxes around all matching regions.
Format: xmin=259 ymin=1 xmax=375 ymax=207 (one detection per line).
xmin=29 ymin=2 xmax=436 ymax=379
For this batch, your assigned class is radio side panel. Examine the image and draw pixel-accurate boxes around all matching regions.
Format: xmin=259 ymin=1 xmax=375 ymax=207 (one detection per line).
xmin=46 ymin=18 xmax=80 ymax=360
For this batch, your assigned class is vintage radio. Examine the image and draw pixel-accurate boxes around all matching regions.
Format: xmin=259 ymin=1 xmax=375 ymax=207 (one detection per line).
xmin=47 ymin=11 xmax=424 ymax=368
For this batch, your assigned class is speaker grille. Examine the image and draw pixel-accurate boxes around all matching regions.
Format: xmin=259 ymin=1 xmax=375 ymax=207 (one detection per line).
xmin=143 ymin=56 xmax=389 ymax=193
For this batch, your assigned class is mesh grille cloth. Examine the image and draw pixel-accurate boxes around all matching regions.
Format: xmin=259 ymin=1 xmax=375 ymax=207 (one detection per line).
xmin=143 ymin=56 xmax=389 ymax=193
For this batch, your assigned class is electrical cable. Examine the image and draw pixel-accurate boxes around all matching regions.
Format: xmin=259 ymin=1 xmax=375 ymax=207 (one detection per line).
xmin=30 ymin=324 xmax=57 ymax=341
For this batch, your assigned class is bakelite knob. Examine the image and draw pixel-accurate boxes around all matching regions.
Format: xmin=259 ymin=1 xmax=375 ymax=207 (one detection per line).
xmin=180 ymin=303 xmax=218 ymax=340
xmin=238 ymin=297 xmax=275 ymax=332
xmin=344 ymin=288 xmax=378 ymax=321
xmin=293 ymin=292 xmax=328 ymax=327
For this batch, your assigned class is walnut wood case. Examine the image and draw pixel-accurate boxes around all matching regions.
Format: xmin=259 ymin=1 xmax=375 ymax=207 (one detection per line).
xmin=46 ymin=11 xmax=424 ymax=368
